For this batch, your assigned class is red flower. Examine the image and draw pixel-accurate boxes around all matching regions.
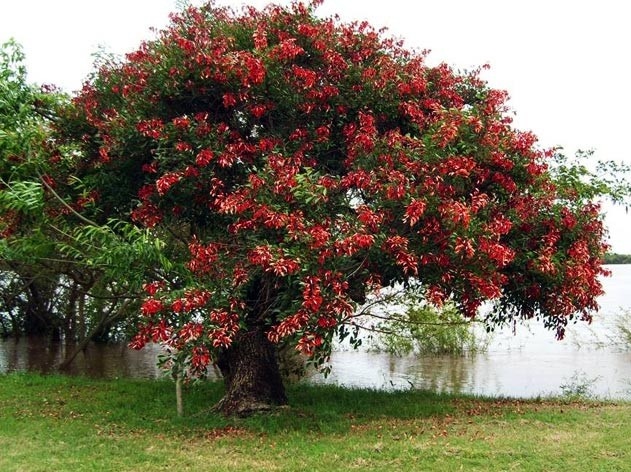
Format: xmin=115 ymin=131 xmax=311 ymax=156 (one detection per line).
xmin=248 ymin=245 xmax=274 ymax=266
xmin=211 ymin=328 xmax=233 ymax=349
xmin=272 ymin=38 xmax=305 ymax=61
xmin=244 ymin=55 xmax=266 ymax=84
xmin=253 ymin=25 xmax=268 ymax=50
xmin=268 ymin=257 xmax=300 ymax=277
xmin=296 ymin=333 xmax=323 ymax=357
xmin=143 ymin=281 xmax=164 ymax=296
xmin=175 ymin=141 xmax=192 ymax=153
xmin=141 ymin=298 xmax=164 ymax=316
xmin=151 ymin=320 xmax=172 ymax=343
xmin=129 ymin=330 xmax=150 ymax=350
xmin=172 ymin=116 xmax=191 ymax=130
xmin=156 ymin=172 xmax=182 ymax=195
xmin=191 ymin=345 xmax=211 ymax=370
xmin=136 ymin=119 xmax=164 ymax=139
xmin=222 ymin=93 xmax=237 ymax=108
xmin=179 ymin=323 xmax=204 ymax=342
xmin=141 ymin=162 xmax=158 ymax=174
xmin=171 ymin=299 xmax=184 ymax=313
xmin=403 ymin=199 xmax=427 ymax=227
xmin=250 ymin=104 xmax=267 ymax=119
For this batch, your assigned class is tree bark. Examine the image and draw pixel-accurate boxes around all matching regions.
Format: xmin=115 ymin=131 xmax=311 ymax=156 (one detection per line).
xmin=214 ymin=327 xmax=287 ymax=417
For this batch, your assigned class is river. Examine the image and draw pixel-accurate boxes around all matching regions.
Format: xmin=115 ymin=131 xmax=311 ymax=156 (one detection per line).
xmin=2 ymin=265 xmax=630 ymax=399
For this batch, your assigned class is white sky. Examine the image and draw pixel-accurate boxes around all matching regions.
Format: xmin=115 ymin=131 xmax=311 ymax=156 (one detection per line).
xmin=1 ymin=0 xmax=629 ymax=252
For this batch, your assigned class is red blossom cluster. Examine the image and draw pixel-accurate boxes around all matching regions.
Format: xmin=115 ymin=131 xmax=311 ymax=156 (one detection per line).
xmin=63 ymin=1 xmax=609 ymax=375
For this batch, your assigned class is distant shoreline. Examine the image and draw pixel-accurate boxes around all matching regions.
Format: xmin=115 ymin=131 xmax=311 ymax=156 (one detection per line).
xmin=604 ymin=253 xmax=631 ymax=264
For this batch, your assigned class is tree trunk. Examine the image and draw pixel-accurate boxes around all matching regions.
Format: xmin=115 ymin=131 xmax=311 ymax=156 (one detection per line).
xmin=24 ymin=282 xmax=54 ymax=337
xmin=175 ymin=375 xmax=184 ymax=417
xmin=58 ymin=299 xmax=131 ymax=370
xmin=64 ymin=282 xmax=79 ymax=341
xmin=214 ymin=327 xmax=287 ymax=416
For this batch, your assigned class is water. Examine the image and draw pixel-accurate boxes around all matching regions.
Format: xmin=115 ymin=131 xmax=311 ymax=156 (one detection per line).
xmin=308 ymin=264 xmax=631 ymax=399
xmin=0 ymin=337 xmax=164 ymax=379
xmin=2 ymin=265 xmax=630 ymax=399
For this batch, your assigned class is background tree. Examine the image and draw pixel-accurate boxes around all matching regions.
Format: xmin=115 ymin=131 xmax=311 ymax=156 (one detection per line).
xmin=1 ymin=39 xmax=61 ymax=337
xmin=0 ymin=40 xmax=168 ymax=357
xmin=360 ymin=294 xmax=487 ymax=356
xmin=604 ymin=253 xmax=631 ymax=264
xmin=16 ymin=1 xmax=618 ymax=415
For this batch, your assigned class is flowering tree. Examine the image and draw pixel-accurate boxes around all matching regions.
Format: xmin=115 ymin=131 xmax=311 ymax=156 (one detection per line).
xmin=56 ymin=1 xmax=610 ymax=415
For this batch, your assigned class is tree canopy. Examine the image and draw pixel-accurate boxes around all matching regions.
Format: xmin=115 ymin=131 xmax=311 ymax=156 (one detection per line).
xmin=1 ymin=2 xmax=620 ymax=414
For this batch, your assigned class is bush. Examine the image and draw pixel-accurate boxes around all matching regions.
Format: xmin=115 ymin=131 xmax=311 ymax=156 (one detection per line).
xmin=372 ymin=299 xmax=488 ymax=356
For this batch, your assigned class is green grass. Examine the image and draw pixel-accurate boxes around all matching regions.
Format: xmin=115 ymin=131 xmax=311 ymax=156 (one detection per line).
xmin=1 ymin=373 xmax=630 ymax=471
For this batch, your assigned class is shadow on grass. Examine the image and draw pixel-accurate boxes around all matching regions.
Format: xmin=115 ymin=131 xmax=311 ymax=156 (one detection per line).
xmin=1 ymin=373 xmax=458 ymax=434
xmin=287 ymin=383 xmax=454 ymax=418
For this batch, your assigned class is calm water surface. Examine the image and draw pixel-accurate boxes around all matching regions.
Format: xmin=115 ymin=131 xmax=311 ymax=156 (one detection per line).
xmin=2 ymin=265 xmax=630 ymax=399
xmin=310 ymin=264 xmax=631 ymax=398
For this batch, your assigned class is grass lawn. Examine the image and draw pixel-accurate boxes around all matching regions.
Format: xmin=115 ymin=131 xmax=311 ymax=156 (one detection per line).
xmin=1 ymin=372 xmax=629 ymax=471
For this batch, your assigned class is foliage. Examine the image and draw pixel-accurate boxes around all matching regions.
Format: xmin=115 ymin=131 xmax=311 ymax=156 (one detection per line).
xmin=550 ymin=149 xmax=631 ymax=206
xmin=614 ymin=309 xmax=631 ymax=348
xmin=40 ymin=0 xmax=620 ymax=382
xmin=559 ymin=371 xmax=600 ymax=400
xmin=0 ymin=39 xmax=59 ymax=226
xmin=0 ymin=40 xmax=170 ymax=341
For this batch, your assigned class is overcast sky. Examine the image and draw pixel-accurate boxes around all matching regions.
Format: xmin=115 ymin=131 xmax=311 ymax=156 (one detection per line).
xmin=2 ymin=0 xmax=629 ymax=252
